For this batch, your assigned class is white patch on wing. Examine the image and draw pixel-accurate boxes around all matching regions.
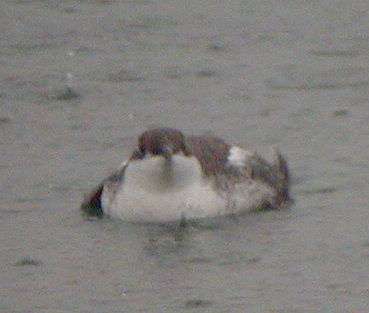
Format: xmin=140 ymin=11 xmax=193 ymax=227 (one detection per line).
xmin=227 ymin=146 xmax=252 ymax=168
xmin=101 ymin=185 xmax=110 ymax=213
xmin=118 ymin=160 xmax=128 ymax=170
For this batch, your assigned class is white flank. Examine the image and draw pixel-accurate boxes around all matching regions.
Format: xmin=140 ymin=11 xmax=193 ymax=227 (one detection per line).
xmin=102 ymin=148 xmax=276 ymax=223
xmin=227 ymin=146 xmax=252 ymax=168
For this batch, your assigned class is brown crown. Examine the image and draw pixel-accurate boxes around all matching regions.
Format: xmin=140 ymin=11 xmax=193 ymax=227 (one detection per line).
xmin=130 ymin=128 xmax=191 ymax=160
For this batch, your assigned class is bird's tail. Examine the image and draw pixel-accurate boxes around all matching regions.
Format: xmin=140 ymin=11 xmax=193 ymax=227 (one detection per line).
xmin=271 ymin=147 xmax=291 ymax=206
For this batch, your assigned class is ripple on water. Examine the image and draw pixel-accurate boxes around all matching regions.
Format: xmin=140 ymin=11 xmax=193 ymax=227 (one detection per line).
xmin=184 ymin=299 xmax=213 ymax=309
xmin=108 ymin=69 xmax=145 ymax=83
xmin=333 ymin=109 xmax=350 ymax=117
xmin=310 ymin=49 xmax=361 ymax=58
xmin=14 ymin=256 xmax=42 ymax=267
xmin=266 ymin=65 xmax=369 ymax=91
xmin=46 ymin=86 xmax=80 ymax=101
xmin=0 ymin=117 xmax=11 ymax=124
xmin=299 ymin=186 xmax=338 ymax=196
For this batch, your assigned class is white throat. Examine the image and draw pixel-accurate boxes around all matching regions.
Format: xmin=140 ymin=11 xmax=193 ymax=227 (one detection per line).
xmin=106 ymin=154 xmax=228 ymax=222
xmin=125 ymin=154 xmax=203 ymax=193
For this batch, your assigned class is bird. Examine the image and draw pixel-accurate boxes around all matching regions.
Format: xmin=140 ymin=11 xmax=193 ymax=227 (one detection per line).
xmin=81 ymin=127 xmax=290 ymax=223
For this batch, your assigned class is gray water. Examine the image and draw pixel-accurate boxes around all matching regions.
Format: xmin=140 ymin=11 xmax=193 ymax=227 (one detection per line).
xmin=1 ymin=1 xmax=369 ymax=312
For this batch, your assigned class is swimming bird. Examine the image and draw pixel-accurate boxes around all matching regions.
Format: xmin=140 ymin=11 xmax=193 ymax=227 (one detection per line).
xmin=81 ymin=127 xmax=290 ymax=223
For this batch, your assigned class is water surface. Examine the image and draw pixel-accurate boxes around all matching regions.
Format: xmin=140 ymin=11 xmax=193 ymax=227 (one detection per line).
xmin=1 ymin=1 xmax=369 ymax=312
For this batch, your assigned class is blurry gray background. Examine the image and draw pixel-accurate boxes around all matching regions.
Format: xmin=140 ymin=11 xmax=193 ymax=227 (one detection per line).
xmin=1 ymin=1 xmax=369 ymax=312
